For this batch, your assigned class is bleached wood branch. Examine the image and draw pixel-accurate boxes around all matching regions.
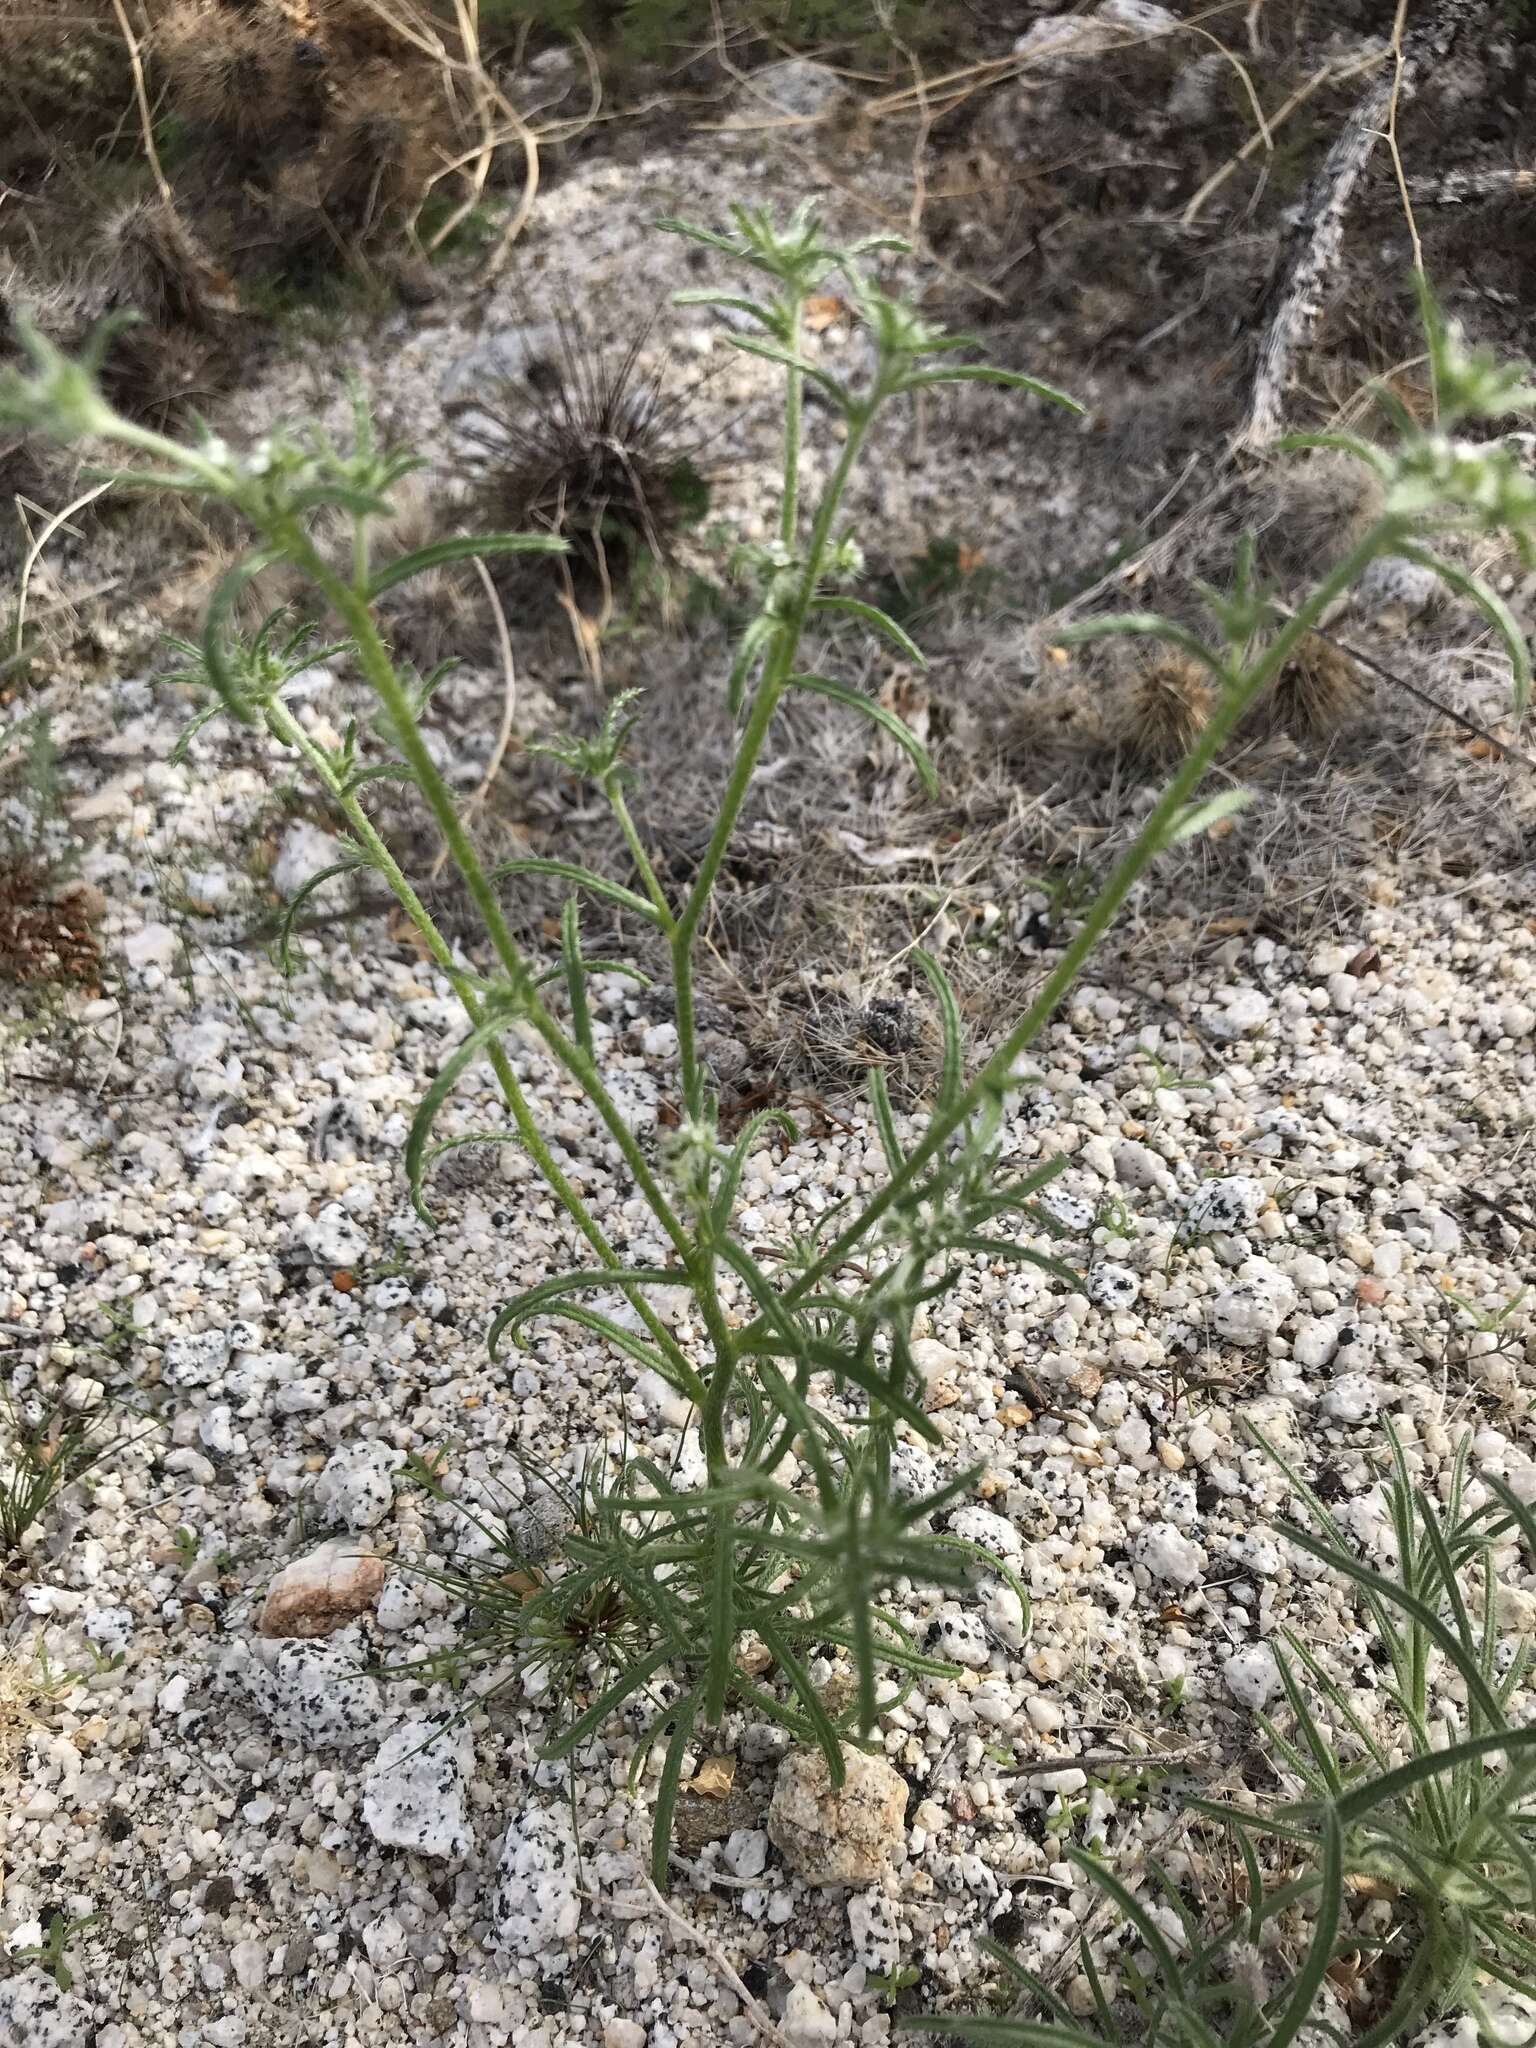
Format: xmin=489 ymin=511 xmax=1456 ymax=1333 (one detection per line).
xmin=1242 ymin=0 xmax=1490 ymax=449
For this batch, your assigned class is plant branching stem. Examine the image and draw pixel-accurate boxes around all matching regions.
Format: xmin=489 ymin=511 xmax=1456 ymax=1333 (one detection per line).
xmin=749 ymin=525 xmax=1394 ymax=1331
xmin=260 ymin=589 xmax=698 ymax=1393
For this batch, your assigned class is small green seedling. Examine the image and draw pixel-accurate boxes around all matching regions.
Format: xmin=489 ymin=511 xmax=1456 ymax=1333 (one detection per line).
xmin=12 ymin=1910 xmax=100 ymax=1992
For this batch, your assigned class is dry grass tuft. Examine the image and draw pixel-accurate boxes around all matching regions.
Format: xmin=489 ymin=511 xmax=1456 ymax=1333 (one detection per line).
xmin=1117 ymin=654 xmax=1215 ymax=762
xmin=1265 ymin=631 xmax=1368 ymax=737
xmin=1255 ymin=448 xmax=1385 ymax=582
xmin=771 ymin=977 xmax=942 ymax=1108
xmin=458 ymin=314 xmax=714 ymax=593
xmin=154 ymin=0 xmax=327 ymax=146
xmin=0 ymin=863 xmax=104 ymax=997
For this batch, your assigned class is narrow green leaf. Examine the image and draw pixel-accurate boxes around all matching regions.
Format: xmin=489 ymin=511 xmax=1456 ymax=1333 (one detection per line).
xmin=1264 ymin=1804 xmax=1345 ymax=2048
xmin=367 ymin=531 xmax=567 ymax=599
xmin=410 ymin=660 xmax=460 ymax=715
xmin=489 ymin=856 xmax=662 ymax=926
xmin=1332 ymin=1726 xmax=1536 ymax=1826
xmin=1062 ymin=1844 xmax=1185 ymax=1999
xmin=405 ymin=1007 xmax=523 ymax=1223
xmin=540 ymin=1644 xmax=674 ymax=1759
xmin=727 ymin=614 xmax=776 ymax=716
xmin=289 ymin=484 xmax=395 ymax=520
xmin=759 ymin=1621 xmax=846 ymax=1785
xmin=808 ymin=594 xmax=927 ymax=667
xmin=559 ymin=898 xmax=593 ymax=1057
xmin=711 ymin=1107 xmax=797 ymax=1235
xmin=487 ymin=1266 xmax=687 ymax=1359
xmin=912 ymin=947 xmax=962 ymax=1111
xmin=1162 ymin=787 xmax=1252 ymax=847
xmin=202 ymin=549 xmax=280 ymax=722
xmin=1055 ymin=612 xmax=1228 ymax=680
xmin=788 ymin=672 xmax=939 ymax=797
xmin=1274 ymin=429 xmax=1391 ymax=475
xmin=672 ymin=289 xmax=781 ymax=334
xmin=704 ymin=1514 xmax=734 ymax=1724
xmin=653 ymin=217 xmax=740 ymax=257
xmin=902 ymin=366 xmax=1084 ymax=413
xmin=866 ymin=1067 xmax=905 ymax=1176
xmin=273 ymin=856 xmax=371 ymax=975
xmin=1278 ymin=1521 xmax=1507 ymax=1727
xmin=725 ymin=333 xmax=849 ymax=407
xmin=651 ymin=1690 xmax=699 ymax=1887
xmin=342 ymin=761 xmax=418 ymax=795
xmin=1397 ymin=541 xmax=1531 ymax=711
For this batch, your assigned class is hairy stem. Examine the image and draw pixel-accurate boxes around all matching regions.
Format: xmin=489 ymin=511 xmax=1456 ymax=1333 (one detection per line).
xmin=780 ymin=296 xmax=805 ymax=549
xmin=283 ymin=524 xmax=695 ymax=1263
xmin=759 ymin=525 xmax=1394 ymax=1322
xmin=262 ymin=698 xmax=699 ymax=1392
xmin=672 ymin=410 xmax=875 ymax=1117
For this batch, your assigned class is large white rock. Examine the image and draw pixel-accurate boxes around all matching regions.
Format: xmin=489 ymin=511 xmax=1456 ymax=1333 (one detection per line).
xmin=783 ymin=1984 xmax=839 ymax=2048
xmin=0 ymin=1970 xmax=93 ymax=2048
xmin=768 ymin=1746 xmax=908 ymax=1886
xmin=1211 ymin=1262 xmax=1297 ymax=1345
xmin=848 ymin=1889 xmax=903 ymax=1973
xmin=363 ymin=1718 xmax=473 ymax=1860
xmin=1135 ymin=1521 xmax=1207 ymax=1588
xmin=488 ymin=1803 xmax=582 ymax=1969
xmin=1224 ymin=1645 xmax=1283 ymax=1709
xmin=239 ymin=1624 xmax=384 ymax=1751
xmin=314 ymin=1442 xmax=403 ymax=1531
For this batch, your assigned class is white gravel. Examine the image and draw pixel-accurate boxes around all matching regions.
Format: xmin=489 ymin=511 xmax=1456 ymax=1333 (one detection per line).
xmin=4 ymin=93 xmax=1536 ymax=2048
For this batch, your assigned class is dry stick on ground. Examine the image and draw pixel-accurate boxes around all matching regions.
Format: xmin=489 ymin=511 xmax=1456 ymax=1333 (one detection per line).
xmin=13 ymin=482 xmax=115 ymax=660
xmin=1242 ymin=0 xmax=1489 ymax=448
xmin=627 ymin=1872 xmax=793 ymax=2048
xmin=1409 ymin=166 xmax=1536 ymax=206
xmin=1301 ymin=619 xmax=1536 ymax=776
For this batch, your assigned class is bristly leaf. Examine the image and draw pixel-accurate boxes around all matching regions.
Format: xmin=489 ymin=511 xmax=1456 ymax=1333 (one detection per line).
xmin=201 ymin=550 xmax=282 ymax=723
xmin=490 ymin=857 xmax=664 ymax=926
xmin=901 ymin=366 xmax=1084 ymax=414
xmin=787 ymin=673 xmax=939 ymax=797
xmin=1160 ymin=787 xmax=1252 ymax=848
xmin=1055 ymin=612 xmax=1229 ymax=682
xmin=725 ymin=334 xmax=850 ymax=409
xmin=406 ymin=1005 xmax=524 ymax=1224
xmin=808 ymin=594 xmax=928 ymax=667
xmin=274 ymin=855 xmax=372 ymax=974
xmin=651 ymin=1689 xmax=700 ymax=1886
xmin=911 ymin=948 xmax=962 ymax=1112
xmin=1394 ymin=541 xmax=1531 ymax=710
xmin=366 ymin=531 xmax=567 ymax=599
xmin=560 ymin=898 xmax=593 ymax=1057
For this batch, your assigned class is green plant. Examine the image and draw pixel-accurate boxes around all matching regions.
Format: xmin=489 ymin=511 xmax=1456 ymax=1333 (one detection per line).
xmin=5 ymin=245 xmax=1531 ymax=1896
xmin=11 ymin=1908 xmax=101 ymax=1992
xmin=1444 ymin=1283 xmax=1530 ymax=1335
xmin=871 ymin=1962 xmax=923 ymax=2002
xmin=919 ymin=1422 xmax=1536 ymax=2047
xmin=0 ymin=1402 xmax=117 ymax=1561
xmin=1133 ymin=1044 xmax=1210 ymax=1094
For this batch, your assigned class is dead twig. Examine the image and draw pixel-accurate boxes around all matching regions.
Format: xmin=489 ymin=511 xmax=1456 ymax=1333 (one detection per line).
xmin=1242 ymin=0 xmax=1489 ymax=448
xmin=1299 ymin=620 xmax=1536 ymax=777
xmin=630 ymin=1871 xmax=793 ymax=2048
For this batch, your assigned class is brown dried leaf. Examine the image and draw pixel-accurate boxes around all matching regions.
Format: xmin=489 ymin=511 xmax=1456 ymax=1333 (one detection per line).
xmin=690 ymin=1755 xmax=737 ymax=1798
